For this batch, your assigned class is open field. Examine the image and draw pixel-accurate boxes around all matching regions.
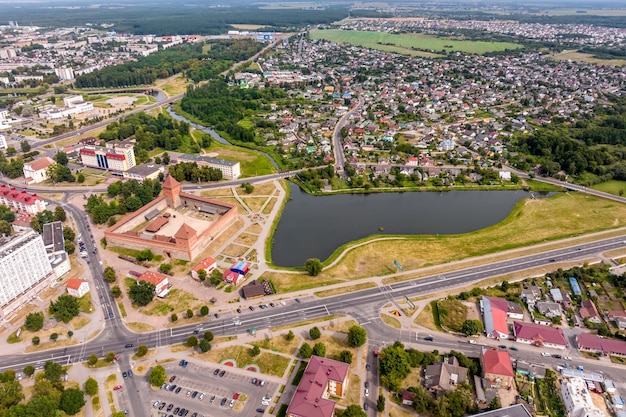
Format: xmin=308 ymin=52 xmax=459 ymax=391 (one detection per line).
xmin=230 ymin=24 xmax=270 ymax=30
xmin=250 ymin=334 xmax=302 ymax=356
xmin=537 ymin=8 xmax=626 ymax=16
xmin=309 ymin=29 xmax=521 ymax=56
xmin=198 ymin=344 xmax=290 ymax=377
xmin=591 ymin=180 xmax=626 ymax=196
xmin=199 ymin=136 xmax=276 ymax=178
xmin=551 ymin=50 xmax=626 ymax=66
xmin=264 ymin=193 xmax=626 ymax=292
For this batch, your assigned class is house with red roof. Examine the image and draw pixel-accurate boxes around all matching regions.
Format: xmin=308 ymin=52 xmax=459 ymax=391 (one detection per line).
xmin=482 ymin=296 xmax=524 ymax=339
xmin=513 ymin=321 xmax=567 ymax=349
xmin=0 ymin=184 xmax=47 ymax=214
xmin=23 ymin=156 xmax=55 ymax=184
xmin=480 ymin=347 xmax=514 ymax=388
xmin=580 ymin=300 xmax=602 ymax=324
xmin=576 ymin=333 xmax=626 ymax=357
xmin=137 ymin=271 xmax=170 ymax=298
xmin=287 ymin=356 xmax=349 ymax=417
xmin=191 ymin=256 xmax=217 ymax=280
xmin=66 ymin=278 xmax=89 ymax=298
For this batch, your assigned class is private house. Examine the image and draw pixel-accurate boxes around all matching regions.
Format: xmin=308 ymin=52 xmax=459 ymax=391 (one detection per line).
xmin=550 ymin=288 xmax=565 ymax=303
xmin=241 ymin=280 xmax=266 ymax=299
xmin=521 ymin=285 xmax=542 ymax=304
xmin=474 ymin=375 xmax=499 ymax=409
xmin=515 ymin=361 xmax=547 ymax=379
xmin=423 ymin=356 xmax=468 ymax=395
xmin=286 ymin=356 xmax=349 ymax=417
xmin=480 ymin=347 xmax=515 ymax=388
xmin=224 ymin=261 xmax=250 ymax=285
xmin=535 ymin=301 xmax=562 ymax=318
xmin=561 ymin=377 xmax=604 ymax=417
xmin=191 ymin=256 xmax=217 ymax=280
xmin=576 ymin=333 xmax=626 ymax=357
xmin=66 ymin=278 xmax=89 ymax=298
xmin=401 ymin=389 xmax=415 ymax=406
xmin=23 ymin=157 xmax=55 ymax=184
xmin=608 ymin=311 xmax=626 ymax=330
xmin=137 ymin=270 xmax=170 ymax=298
xmin=580 ymin=300 xmax=602 ymax=324
xmin=513 ymin=321 xmax=567 ymax=349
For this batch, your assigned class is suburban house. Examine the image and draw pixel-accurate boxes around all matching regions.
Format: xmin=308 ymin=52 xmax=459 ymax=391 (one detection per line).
xmin=550 ymin=288 xmax=565 ymax=303
xmin=608 ymin=311 xmax=626 ymax=330
xmin=480 ymin=347 xmax=515 ymax=388
xmin=513 ymin=321 xmax=567 ymax=349
xmin=401 ymin=389 xmax=415 ymax=406
xmin=579 ymin=300 xmax=602 ymax=324
xmin=521 ymin=285 xmax=542 ymax=304
xmin=535 ymin=301 xmax=562 ymax=318
xmin=241 ymin=280 xmax=267 ymax=299
xmin=481 ymin=296 xmax=522 ymax=339
xmin=473 ymin=375 xmax=499 ymax=409
xmin=191 ymin=256 xmax=217 ymax=280
xmin=224 ymin=261 xmax=250 ymax=285
xmin=561 ymin=378 xmax=605 ymax=417
xmin=515 ymin=361 xmax=547 ymax=379
xmin=137 ymin=270 xmax=170 ymax=298
xmin=66 ymin=278 xmax=89 ymax=298
xmin=423 ymin=356 xmax=468 ymax=395
xmin=23 ymin=156 xmax=55 ymax=184
xmin=286 ymin=356 xmax=349 ymax=417
xmin=576 ymin=334 xmax=626 ymax=357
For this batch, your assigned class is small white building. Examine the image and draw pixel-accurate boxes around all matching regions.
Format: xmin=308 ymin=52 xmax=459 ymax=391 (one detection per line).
xmin=66 ymin=278 xmax=89 ymax=298
xmin=191 ymin=256 xmax=217 ymax=280
xmin=23 ymin=157 xmax=55 ymax=184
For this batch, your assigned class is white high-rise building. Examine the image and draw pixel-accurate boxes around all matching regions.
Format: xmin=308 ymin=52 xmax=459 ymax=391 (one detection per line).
xmin=0 ymin=230 xmax=54 ymax=320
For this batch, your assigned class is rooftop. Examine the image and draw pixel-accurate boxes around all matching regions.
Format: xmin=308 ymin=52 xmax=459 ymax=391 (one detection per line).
xmin=513 ymin=321 xmax=567 ymax=346
xmin=179 ymin=153 xmax=239 ymax=167
xmin=481 ymin=347 xmax=515 ymax=378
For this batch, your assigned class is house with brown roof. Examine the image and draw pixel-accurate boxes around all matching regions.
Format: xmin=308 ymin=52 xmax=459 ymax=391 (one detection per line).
xmin=191 ymin=256 xmax=217 ymax=280
xmin=66 ymin=278 xmax=89 ymax=298
xmin=580 ymin=300 xmax=602 ymax=324
xmin=480 ymin=347 xmax=514 ymax=388
xmin=401 ymin=389 xmax=415 ymax=406
xmin=576 ymin=333 xmax=626 ymax=357
xmin=241 ymin=280 xmax=266 ymax=299
xmin=287 ymin=356 xmax=349 ymax=417
xmin=423 ymin=356 xmax=468 ymax=395
xmin=137 ymin=270 xmax=169 ymax=298
xmin=23 ymin=156 xmax=55 ymax=184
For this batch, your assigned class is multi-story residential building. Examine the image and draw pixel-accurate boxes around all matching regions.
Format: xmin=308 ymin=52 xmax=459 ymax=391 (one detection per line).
xmin=54 ymin=67 xmax=74 ymax=81
xmin=561 ymin=378 xmax=604 ymax=417
xmin=287 ymin=355 xmax=349 ymax=417
xmin=177 ymin=154 xmax=241 ymax=180
xmin=0 ymin=135 xmax=7 ymax=149
xmin=79 ymin=140 xmax=136 ymax=172
xmin=0 ymin=230 xmax=55 ymax=319
xmin=0 ymin=184 xmax=47 ymax=214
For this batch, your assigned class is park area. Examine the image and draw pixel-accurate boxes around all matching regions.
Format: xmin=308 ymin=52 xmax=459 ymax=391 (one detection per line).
xmin=309 ymin=29 xmax=522 ymax=56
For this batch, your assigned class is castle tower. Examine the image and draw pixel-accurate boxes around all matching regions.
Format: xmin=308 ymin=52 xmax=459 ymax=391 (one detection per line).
xmin=162 ymin=175 xmax=181 ymax=208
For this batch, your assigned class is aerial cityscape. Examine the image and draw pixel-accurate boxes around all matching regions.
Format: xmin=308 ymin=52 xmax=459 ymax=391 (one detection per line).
xmin=1 ymin=1 xmax=626 ymax=417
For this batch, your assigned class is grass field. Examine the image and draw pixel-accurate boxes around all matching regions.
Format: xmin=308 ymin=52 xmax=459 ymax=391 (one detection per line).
xmin=198 ymin=345 xmax=290 ymax=377
xmin=551 ymin=50 xmax=626 ymax=66
xmin=591 ymin=180 xmax=626 ymax=196
xmin=437 ymin=298 xmax=468 ymax=332
xmin=263 ymin=192 xmax=626 ymax=292
xmin=309 ymin=29 xmax=522 ymax=56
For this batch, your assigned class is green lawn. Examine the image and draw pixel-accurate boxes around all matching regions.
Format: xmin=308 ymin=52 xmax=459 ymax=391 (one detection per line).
xmin=591 ymin=179 xmax=626 ymax=196
xmin=309 ymin=29 xmax=522 ymax=56
xmin=437 ymin=299 xmax=468 ymax=332
xmin=204 ymin=139 xmax=276 ymax=177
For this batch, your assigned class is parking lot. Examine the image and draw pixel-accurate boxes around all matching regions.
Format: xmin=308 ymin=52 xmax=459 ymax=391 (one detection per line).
xmin=150 ymin=361 xmax=277 ymax=417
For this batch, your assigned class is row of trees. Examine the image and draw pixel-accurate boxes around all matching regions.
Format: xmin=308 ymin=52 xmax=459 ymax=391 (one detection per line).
xmin=85 ymin=178 xmax=162 ymax=224
xmin=168 ymin=162 xmax=223 ymax=183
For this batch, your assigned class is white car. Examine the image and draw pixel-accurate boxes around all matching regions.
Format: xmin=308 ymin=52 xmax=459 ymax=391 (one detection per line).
xmin=365 ymin=389 xmax=369 ymax=397
xmin=229 ymin=399 xmax=235 ymax=408
xmin=541 ymin=352 xmax=551 ymax=357
xmin=564 ymin=356 xmax=572 ymax=361
xmin=468 ymin=339 xmax=477 ymax=344
xmin=261 ymin=401 xmax=270 ymax=406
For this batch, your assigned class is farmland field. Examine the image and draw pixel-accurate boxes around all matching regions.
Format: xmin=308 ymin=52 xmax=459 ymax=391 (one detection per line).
xmin=309 ymin=29 xmax=522 ymax=56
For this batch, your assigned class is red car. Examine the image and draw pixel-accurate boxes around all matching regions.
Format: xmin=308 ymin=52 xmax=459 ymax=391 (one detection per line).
xmin=113 ymin=385 xmax=123 ymax=390
xmin=169 ymin=375 xmax=176 ymax=382
xmin=233 ymin=392 xmax=240 ymax=400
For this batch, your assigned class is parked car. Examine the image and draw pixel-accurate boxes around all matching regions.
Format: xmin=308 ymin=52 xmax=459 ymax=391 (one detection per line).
xmin=210 ymin=395 xmax=216 ymax=403
xmin=199 ymin=393 xmax=205 ymax=401
xmin=113 ymin=385 xmax=122 ymax=390
xmin=251 ymin=378 xmax=257 ymax=385
xmin=468 ymin=339 xmax=477 ymax=344
xmin=564 ymin=356 xmax=573 ymax=361
xmin=510 ymin=346 xmax=518 ymax=351
xmin=191 ymin=391 xmax=198 ymax=399
xmin=169 ymin=375 xmax=176 ymax=382
xmin=233 ymin=392 xmax=240 ymax=400
xmin=122 ymin=372 xmax=128 ymax=378
xmin=219 ymin=370 xmax=226 ymax=377
xmin=498 ymin=345 xmax=507 ymax=350
xmin=175 ymin=387 xmax=182 ymax=394
xmin=167 ymin=404 xmax=174 ymax=412
xmin=552 ymin=354 xmax=562 ymax=359
xmin=541 ymin=352 xmax=551 ymax=357
xmin=365 ymin=388 xmax=369 ymax=397
xmin=220 ymin=398 xmax=227 ymax=406
xmin=229 ymin=399 xmax=235 ymax=408
xmin=213 ymin=369 xmax=220 ymax=376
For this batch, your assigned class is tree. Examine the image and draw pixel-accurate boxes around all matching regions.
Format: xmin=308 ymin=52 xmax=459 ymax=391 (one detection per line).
xmin=88 ymin=354 xmax=98 ymax=367
xmin=304 ymin=258 xmax=323 ymax=276
xmin=162 ymin=152 xmax=170 ymax=165
xmin=49 ymin=294 xmax=80 ymax=323
xmin=32 ymin=336 xmax=40 ymax=345
xmin=0 ymin=205 xmax=15 ymax=223
xmin=111 ymin=285 xmax=122 ymax=298
xmin=23 ymin=365 xmax=35 ymax=377
xmin=25 ymin=312 xmax=44 ymax=331
xmin=203 ymin=331 xmax=214 ymax=342
xmin=54 ymin=151 xmax=69 ymax=166
xmin=186 ymin=308 xmax=193 ymax=319
xmin=63 ymin=226 xmax=75 ymax=241
xmin=309 ymin=326 xmax=321 ymax=340
xmin=84 ymin=377 xmax=98 ymax=396
xmin=105 ymin=352 xmax=115 ymax=363
xmin=285 ymin=330 xmax=295 ymax=341
xmin=171 ymin=313 xmax=178 ymax=322
xmin=338 ymin=350 xmax=353 ymax=364
xmin=125 ymin=195 xmax=143 ymax=212
xmin=50 ymin=333 xmax=58 ymax=342
xmin=68 ymin=330 xmax=73 ymax=338
xmin=129 ymin=280 xmax=155 ymax=306
xmin=299 ymin=343 xmax=313 ymax=359
xmin=60 ymin=387 xmax=86 ymax=415
xmin=53 ymin=206 xmax=67 ymax=222
xmin=65 ymin=240 xmax=76 ymax=255
xmin=77 ymin=173 xmax=85 ymax=183
xmin=209 ymin=269 xmax=222 ymax=286
xmin=186 ymin=336 xmax=198 ymax=347
xmin=137 ymin=345 xmax=148 ymax=357
xmin=200 ymin=305 xmax=209 ymax=316
xmin=197 ymin=269 xmax=207 ymax=281
xmin=460 ymin=319 xmax=483 ymax=337
xmin=336 ymin=404 xmax=367 ymax=417
xmin=149 ymin=365 xmax=166 ymax=387
xmin=312 ymin=342 xmax=326 ymax=357
xmin=251 ymin=345 xmax=261 ymax=356
xmin=136 ymin=249 xmax=154 ymax=262
xmin=20 ymin=140 xmax=31 ymax=153
xmin=199 ymin=339 xmax=211 ymax=352
xmin=500 ymin=280 xmax=510 ymax=292
xmin=43 ymin=360 xmax=65 ymax=383
xmin=377 ymin=394 xmax=386 ymax=412
xmin=103 ymin=266 xmax=117 ymax=283
xmin=0 ymin=220 xmax=13 ymax=236
xmin=347 ymin=325 xmax=367 ymax=347
xmin=0 ymin=379 xmax=24 ymax=410
xmin=379 ymin=342 xmax=411 ymax=391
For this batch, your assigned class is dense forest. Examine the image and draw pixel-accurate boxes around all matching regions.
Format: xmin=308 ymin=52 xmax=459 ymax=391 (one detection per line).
xmin=180 ymin=80 xmax=286 ymax=144
xmin=511 ymin=97 xmax=626 ymax=183
xmin=74 ymin=39 xmax=263 ymax=88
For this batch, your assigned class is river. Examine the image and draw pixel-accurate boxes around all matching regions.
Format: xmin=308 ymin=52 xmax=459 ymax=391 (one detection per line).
xmin=271 ymin=182 xmax=545 ymax=267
